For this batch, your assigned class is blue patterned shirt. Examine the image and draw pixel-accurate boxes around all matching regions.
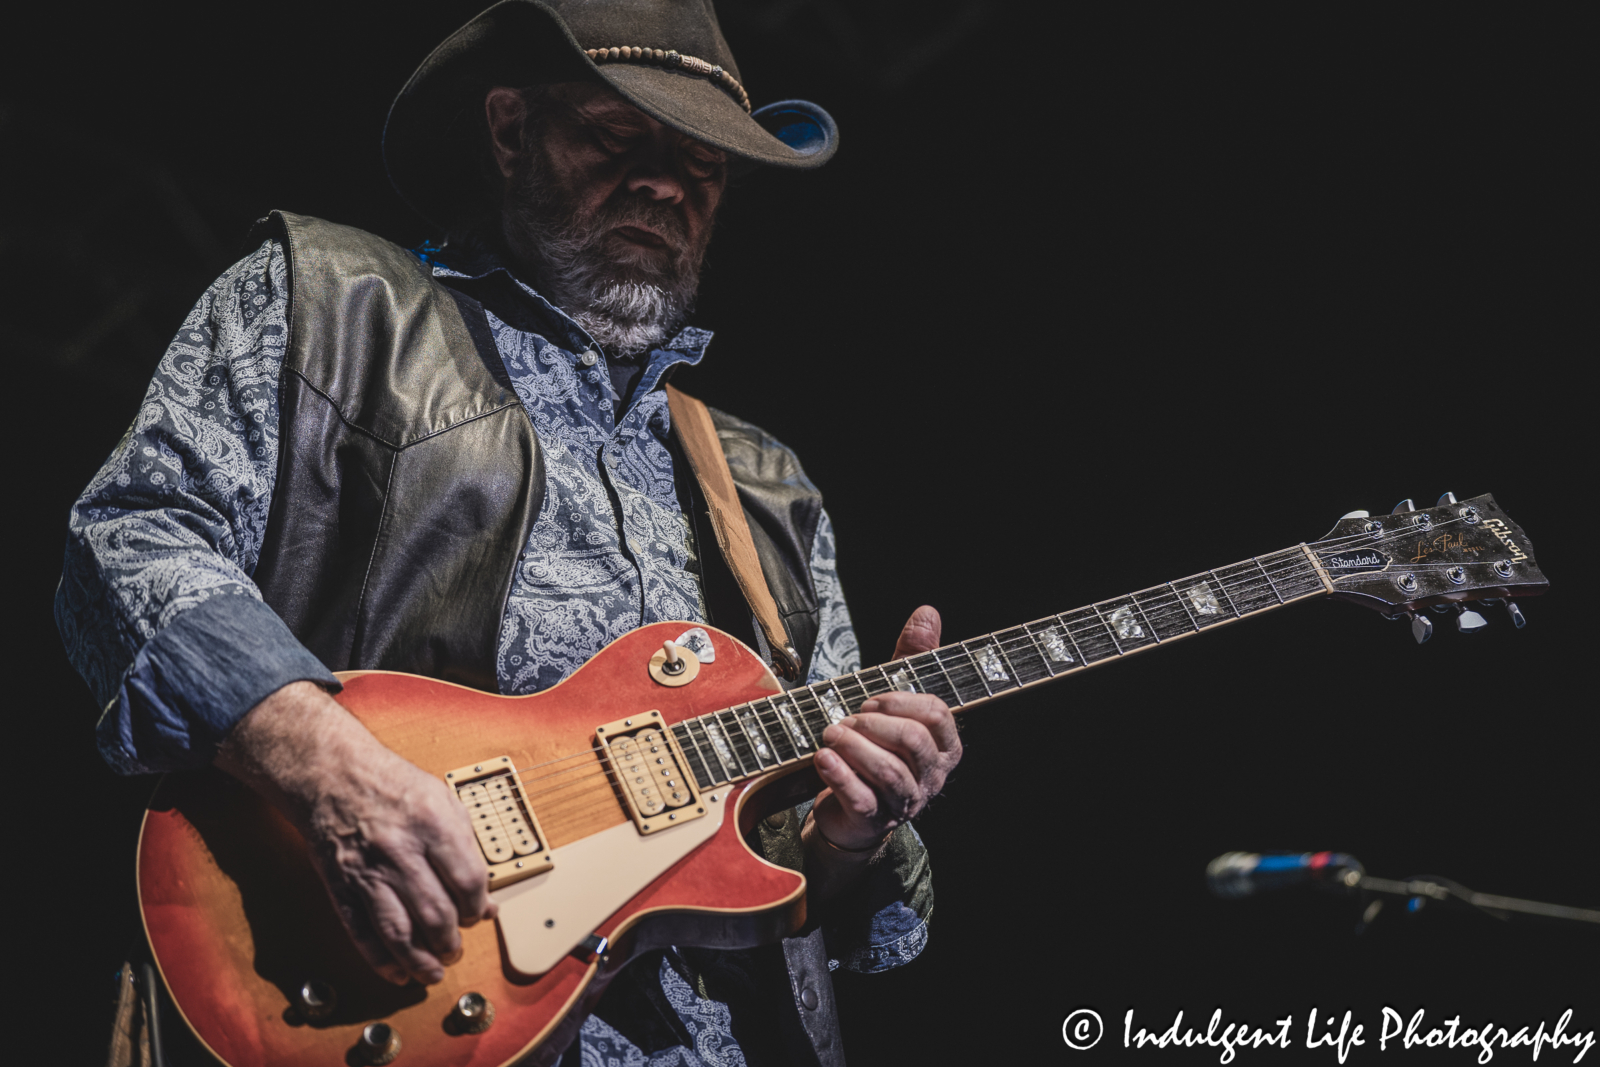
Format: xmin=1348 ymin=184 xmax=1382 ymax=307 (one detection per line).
xmin=57 ymin=236 xmax=928 ymax=1065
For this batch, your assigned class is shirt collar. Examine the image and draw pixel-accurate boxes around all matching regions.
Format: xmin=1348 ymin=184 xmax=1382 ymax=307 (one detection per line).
xmin=415 ymin=234 xmax=711 ymax=379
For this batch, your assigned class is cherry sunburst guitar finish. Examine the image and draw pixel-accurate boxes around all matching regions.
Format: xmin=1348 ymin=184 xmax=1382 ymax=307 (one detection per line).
xmin=138 ymin=493 xmax=1549 ymax=1067
xmin=139 ymin=622 xmax=816 ymax=1067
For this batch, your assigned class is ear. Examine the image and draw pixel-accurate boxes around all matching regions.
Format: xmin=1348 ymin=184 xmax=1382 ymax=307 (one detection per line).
xmin=485 ymin=87 xmax=529 ymax=179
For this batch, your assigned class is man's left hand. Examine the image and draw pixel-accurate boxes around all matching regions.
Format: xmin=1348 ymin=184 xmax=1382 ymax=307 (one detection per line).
xmin=810 ymin=605 xmax=961 ymax=852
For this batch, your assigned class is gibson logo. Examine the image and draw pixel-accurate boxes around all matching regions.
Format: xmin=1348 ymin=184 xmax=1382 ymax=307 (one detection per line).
xmin=1482 ymin=518 xmax=1529 ymax=562
xmin=1327 ymin=551 xmax=1386 ymax=571
xmin=1408 ymin=532 xmax=1485 ymax=564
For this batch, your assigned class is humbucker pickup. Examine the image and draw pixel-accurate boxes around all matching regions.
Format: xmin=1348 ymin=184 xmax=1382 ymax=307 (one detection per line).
xmin=444 ymin=757 xmax=554 ymax=888
xmin=595 ymin=711 xmax=707 ymax=834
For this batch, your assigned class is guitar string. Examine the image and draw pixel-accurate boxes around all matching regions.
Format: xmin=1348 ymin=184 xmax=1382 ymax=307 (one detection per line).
xmin=500 ymin=516 xmax=1517 ymax=799
xmin=489 ymin=512 xmax=1492 ymax=784
xmin=497 ymin=515 xmax=1518 ymax=797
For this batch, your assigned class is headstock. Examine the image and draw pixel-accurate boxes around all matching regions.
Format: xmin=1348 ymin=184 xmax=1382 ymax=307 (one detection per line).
xmin=1312 ymin=492 xmax=1548 ymax=643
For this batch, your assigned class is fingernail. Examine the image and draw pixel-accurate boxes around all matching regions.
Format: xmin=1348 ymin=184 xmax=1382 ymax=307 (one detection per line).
xmin=860 ymin=699 xmax=878 ymax=713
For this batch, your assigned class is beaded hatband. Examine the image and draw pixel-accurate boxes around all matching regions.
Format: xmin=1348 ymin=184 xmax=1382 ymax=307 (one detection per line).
xmin=585 ymin=46 xmax=752 ymax=113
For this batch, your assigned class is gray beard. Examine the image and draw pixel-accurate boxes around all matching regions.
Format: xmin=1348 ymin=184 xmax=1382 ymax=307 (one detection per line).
xmin=503 ymin=160 xmax=707 ymax=359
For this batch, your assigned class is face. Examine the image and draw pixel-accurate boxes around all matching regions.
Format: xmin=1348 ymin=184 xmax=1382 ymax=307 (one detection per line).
xmin=486 ymin=82 xmax=728 ymax=355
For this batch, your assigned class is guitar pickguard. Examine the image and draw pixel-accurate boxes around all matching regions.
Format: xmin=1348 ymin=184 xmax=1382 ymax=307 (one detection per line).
xmin=492 ymin=789 xmax=727 ymax=976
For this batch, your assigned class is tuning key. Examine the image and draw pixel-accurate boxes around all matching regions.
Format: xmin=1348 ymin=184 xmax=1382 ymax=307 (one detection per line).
xmin=1504 ymin=601 xmax=1527 ymax=628
xmin=1406 ymin=612 xmax=1433 ymax=644
xmin=1436 ymin=491 xmax=1458 ymax=506
xmin=1454 ymin=606 xmax=1488 ymax=633
xmin=1392 ymin=499 xmax=1416 ymax=515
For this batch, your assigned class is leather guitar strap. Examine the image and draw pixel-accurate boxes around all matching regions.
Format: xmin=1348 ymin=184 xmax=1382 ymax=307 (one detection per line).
xmin=666 ymin=385 xmax=803 ymax=682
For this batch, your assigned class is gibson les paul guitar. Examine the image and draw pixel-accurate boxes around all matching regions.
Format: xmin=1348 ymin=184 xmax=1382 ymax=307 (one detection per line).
xmin=138 ymin=492 xmax=1547 ymax=1067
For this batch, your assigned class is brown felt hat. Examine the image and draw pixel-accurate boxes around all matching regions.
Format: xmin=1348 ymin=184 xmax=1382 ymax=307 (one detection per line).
xmin=384 ymin=0 xmax=839 ymax=227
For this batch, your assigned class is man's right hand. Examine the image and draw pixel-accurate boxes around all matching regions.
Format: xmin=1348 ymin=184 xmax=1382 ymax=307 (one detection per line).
xmin=214 ymin=681 xmax=495 ymax=985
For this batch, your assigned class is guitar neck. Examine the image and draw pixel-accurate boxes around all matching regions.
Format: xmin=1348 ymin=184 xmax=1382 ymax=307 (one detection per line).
xmin=669 ymin=543 xmax=1333 ymax=791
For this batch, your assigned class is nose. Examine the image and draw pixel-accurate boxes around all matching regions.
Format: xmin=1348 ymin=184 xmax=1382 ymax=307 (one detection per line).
xmin=626 ymin=164 xmax=685 ymax=205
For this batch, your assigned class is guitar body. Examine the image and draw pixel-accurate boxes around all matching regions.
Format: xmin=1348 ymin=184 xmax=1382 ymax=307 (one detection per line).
xmin=138 ymin=622 xmax=815 ymax=1067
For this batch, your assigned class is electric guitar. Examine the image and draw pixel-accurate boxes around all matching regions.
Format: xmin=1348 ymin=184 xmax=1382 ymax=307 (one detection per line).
xmin=138 ymin=493 xmax=1547 ymax=1066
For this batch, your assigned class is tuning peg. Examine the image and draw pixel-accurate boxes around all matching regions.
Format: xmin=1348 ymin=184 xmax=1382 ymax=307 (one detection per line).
xmin=1339 ymin=509 xmax=1371 ymax=520
xmin=1436 ymin=491 xmax=1457 ymax=506
xmin=1392 ymin=499 xmax=1416 ymax=514
xmin=1504 ymin=601 xmax=1526 ymax=628
xmin=1454 ymin=605 xmax=1488 ymax=633
xmin=1407 ymin=612 xmax=1433 ymax=644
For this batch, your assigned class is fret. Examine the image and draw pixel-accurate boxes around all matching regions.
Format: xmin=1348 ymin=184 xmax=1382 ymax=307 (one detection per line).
xmin=980 ymin=635 xmax=1023 ymax=692
xmin=1172 ymin=575 xmax=1228 ymax=628
xmin=772 ymin=692 xmax=819 ymax=753
xmin=881 ymin=662 xmax=920 ymax=694
xmin=1253 ymin=556 xmax=1285 ymax=605
xmin=1062 ymin=607 xmax=1115 ymax=662
xmin=1129 ymin=593 xmax=1162 ymax=642
xmin=835 ymin=671 xmax=875 ymax=713
xmin=712 ymin=709 xmax=757 ymax=777
xmin=1218 ymin=560 xmax=1277 ymax=615
xmin=794 ymin=686 xmax=836 ymax=736
xmin=957 ymin=639 xmax=1004 ymax=696
xmin=1057 ymin=613 xmax=1091 ymax=664
xmin=1023 ymin=620 xmax=1076 ymax=675
xmin=931 ymin=647 xmax=983 ymax=705
xmin=1090 ymin=605 xmax=1124 ymax=655
xmin=1142 ymin=587 xmax=1191 ymax=641
xmin=803 ymin=681 xmax=851 ymax=726
xmin=736 ymin=704 xmax=780 ymax=768
xmin=1166 ymin=581 xmax=1201 ymax=632
xmin=861 ymin=665 xmax=902 ymax=699
xmin=907 ymin=651 xmax=959 ymax=705
xmin=696 ymin=715 xmax=739 ymax=781
xmin=754 ymin=698 xmax=799 ymax=763
xmin=1207 ymin=569 xmax=1244 ymax=618
xmin=996 ymin=625 xmax=1052 ymax=685
xmin=672 ymin=722 xmax=717 ymax=790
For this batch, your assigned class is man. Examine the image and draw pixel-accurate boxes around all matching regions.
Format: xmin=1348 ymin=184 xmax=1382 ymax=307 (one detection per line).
xmin=59 ymin=1 xmax=960 ymax=1063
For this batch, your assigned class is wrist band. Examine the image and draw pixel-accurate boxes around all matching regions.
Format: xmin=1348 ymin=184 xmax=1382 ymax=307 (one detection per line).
xmin=809 ymin=812 xmax=890 ymax=854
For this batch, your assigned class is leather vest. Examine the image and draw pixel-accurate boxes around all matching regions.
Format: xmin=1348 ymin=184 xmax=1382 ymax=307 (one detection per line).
xmin=251 ymin=210 xmax=823 ymax=691
xmin=249 ymin=211 xmax=840 ymax=1066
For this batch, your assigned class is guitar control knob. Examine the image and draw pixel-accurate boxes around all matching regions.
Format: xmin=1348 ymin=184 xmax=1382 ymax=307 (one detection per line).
xmin=1504 ymin=601 xmax=1527 ymax=628
xmin=294 ymin=979 xmax=336 ymax=1021
xmin=357 ymin=1022 xmax=402 ymax=1065
xmin=451 ymin=992 xmax=495 ymax=1034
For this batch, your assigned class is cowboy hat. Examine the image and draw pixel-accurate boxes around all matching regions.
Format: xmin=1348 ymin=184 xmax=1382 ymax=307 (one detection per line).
xmin=384 ymin=0 xmax=838 ymax=227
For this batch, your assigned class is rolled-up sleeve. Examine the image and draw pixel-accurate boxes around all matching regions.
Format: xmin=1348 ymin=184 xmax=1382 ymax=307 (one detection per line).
xmin=55 ymin=238 xmax=338 ymax=775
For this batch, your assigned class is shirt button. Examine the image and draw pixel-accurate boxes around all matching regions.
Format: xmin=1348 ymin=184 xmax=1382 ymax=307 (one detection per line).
xmin=628 ymin=539 xmax=643 ymax=553
xmin=578 ymin=349 xmax=598 ymax=366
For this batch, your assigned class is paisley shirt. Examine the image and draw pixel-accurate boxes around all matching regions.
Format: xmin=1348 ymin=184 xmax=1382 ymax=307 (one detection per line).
xmin=57 ymin=237 xmax=927 ymax=1065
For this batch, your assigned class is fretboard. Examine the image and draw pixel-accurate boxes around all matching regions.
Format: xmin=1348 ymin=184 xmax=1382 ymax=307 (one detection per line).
xmin=669 ymin=544 xmax=1333 ymax=791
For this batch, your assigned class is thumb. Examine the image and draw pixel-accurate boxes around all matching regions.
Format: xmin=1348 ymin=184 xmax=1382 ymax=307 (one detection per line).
xmin=892 ymin=605 xmax=942 ymax=659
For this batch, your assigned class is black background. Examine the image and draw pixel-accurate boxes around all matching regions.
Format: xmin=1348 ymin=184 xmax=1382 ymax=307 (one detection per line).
xmin=8 ymin=3 xmax=1593 ymax=1064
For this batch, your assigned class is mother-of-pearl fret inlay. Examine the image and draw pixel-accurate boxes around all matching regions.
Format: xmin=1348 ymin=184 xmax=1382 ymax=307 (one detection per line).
xmin=977 ymin=645 xmax=1008 ymax=681
xmin=738 ymin=709 xmax=772 ymax=760
xmin=704 ymin=721 xmax=736 ymax=774
xmin=1108 ymin=606 xmax=1144 ymax=639
xmin=1042 ymin=627 xmax=1075 ymax=663
xmin=889 ymin=668 xmax=916 ymax=692
xmin=820 ymin=687 xmax=847 ymax=723
xmin=1187 ymin=582 xmax=1222 ymax=615
xmin=775 ymin=700 xmax=812 ymax=748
